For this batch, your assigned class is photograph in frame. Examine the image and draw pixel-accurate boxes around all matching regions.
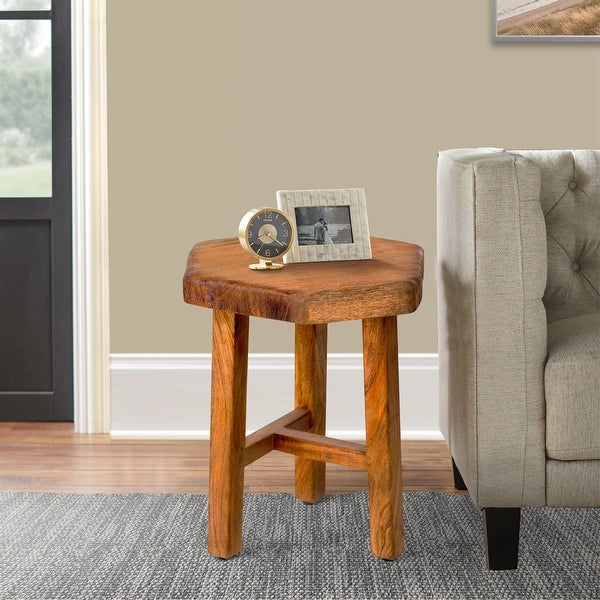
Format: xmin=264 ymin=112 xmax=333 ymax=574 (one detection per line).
xmin=276 ymin=188 xmax=372 ymax=264
xmin=494 ymin=0 xmax=600 ymax=41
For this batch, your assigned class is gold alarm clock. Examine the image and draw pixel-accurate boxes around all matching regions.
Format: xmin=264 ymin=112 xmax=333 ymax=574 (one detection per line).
xmin=238 ymin=207 xmax=295 ymax=270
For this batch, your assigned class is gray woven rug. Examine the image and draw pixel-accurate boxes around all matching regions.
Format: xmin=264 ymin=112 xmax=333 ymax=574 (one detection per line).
xmin=0 ymin=491 xmax=598 ymax=599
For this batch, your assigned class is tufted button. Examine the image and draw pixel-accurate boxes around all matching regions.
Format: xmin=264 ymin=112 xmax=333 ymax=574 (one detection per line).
xmin=572 ymin=261 xmax=580 ymax=272
xmin=568 ymin=180 xmax=578 ymax=191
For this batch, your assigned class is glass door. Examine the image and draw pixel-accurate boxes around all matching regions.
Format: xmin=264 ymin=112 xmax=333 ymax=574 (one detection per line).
xmin=0 ymin=0 xmax=72 ymax=420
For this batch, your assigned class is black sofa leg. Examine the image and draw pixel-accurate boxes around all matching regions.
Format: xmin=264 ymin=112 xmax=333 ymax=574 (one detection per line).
xmin=483 ymin=507 xmax=521 ymax=570
xmin=451 ymin=458 xmax=468 ymax=491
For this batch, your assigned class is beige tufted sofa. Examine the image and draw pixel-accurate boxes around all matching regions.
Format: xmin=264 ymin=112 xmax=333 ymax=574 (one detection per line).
xmin=437 ymin=148 xmax=600 ymax=569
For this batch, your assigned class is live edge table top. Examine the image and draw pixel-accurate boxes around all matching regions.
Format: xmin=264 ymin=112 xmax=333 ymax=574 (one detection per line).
xmin=183 ymin=237 xmax=424 ymax=325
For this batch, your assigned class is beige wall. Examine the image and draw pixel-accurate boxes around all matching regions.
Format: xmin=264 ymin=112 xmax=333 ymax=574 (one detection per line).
xmin=107 ymin=0 xmax=600 ymax=354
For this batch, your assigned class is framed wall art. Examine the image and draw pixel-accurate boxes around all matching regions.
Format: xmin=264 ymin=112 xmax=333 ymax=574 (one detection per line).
xmin=276 ymin=188 xmax=372 ymax=264
xmin=494 ymin=0 xmax=600 ymax=41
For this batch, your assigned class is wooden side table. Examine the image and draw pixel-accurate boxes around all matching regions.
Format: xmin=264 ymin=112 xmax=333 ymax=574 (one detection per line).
xmin=183 ymin=237 xmax=424 ymax=560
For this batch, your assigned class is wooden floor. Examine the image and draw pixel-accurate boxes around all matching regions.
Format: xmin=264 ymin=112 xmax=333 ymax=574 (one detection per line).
xmin=0 ymin=423 xmax=462 ymax=495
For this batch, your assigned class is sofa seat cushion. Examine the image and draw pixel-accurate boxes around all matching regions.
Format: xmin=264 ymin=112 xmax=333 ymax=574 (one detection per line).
xmin=545 ymin=312 xmax=600 ymax=460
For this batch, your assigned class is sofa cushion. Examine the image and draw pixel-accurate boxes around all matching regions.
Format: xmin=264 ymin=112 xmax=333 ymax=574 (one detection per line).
xmin=516 ymin=151 xmax=600 ymax=324
xmin=545 ymin=312 xmax=600 ymax=460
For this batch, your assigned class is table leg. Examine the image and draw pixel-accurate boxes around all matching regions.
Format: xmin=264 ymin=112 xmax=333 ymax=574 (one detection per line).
xmin=294 ymin=323 xmax=328 ymax=503
xmin=208 ymin=309 xmax=249 ymax=558
xmin=362 ymin=316 xmax=403 ymax=560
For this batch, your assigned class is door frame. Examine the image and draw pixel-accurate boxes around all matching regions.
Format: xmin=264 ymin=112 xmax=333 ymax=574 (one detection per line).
xmin=72 ymin=0 xmax=110 ymax=433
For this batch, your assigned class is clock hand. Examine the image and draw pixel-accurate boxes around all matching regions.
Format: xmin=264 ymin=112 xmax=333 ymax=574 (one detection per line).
xmin=265 ymin=231 xmax=286 ymax=247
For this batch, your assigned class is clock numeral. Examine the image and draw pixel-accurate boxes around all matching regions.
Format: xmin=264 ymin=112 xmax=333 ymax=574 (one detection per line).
xmin=283 ymin=230 xmax=289 ymax=237
xmin=265 ymin=249 xmax=271 ymax=257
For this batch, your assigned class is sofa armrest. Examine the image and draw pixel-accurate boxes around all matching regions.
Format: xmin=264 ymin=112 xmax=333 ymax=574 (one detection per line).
xmin=437 ymin=149 xmax=547 ymax=507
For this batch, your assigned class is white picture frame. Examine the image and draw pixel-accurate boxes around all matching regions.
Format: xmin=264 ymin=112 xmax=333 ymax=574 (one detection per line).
xmin=276 ymin=188 xmax=372 ymax=263
xmin=493 ymin=0 xmax=600 ymax=42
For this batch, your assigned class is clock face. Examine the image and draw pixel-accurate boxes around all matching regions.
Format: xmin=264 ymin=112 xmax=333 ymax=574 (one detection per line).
xmin=240 ymin=208 xmax=294 ymax=260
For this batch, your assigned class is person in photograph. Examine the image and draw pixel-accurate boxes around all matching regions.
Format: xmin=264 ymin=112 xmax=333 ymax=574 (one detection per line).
xmin=314 ymin=217 xmax=326 ymax=244
xmin=323 ymin=221 xmax=333 ymax=244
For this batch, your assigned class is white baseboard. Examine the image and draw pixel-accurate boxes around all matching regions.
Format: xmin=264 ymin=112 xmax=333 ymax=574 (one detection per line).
xmin=110 ymin=353 xmax=441 ymax=440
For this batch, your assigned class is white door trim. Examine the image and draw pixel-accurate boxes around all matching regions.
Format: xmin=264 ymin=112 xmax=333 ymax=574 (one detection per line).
xmin=72 ymin=0 xmax=110 ymax=433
